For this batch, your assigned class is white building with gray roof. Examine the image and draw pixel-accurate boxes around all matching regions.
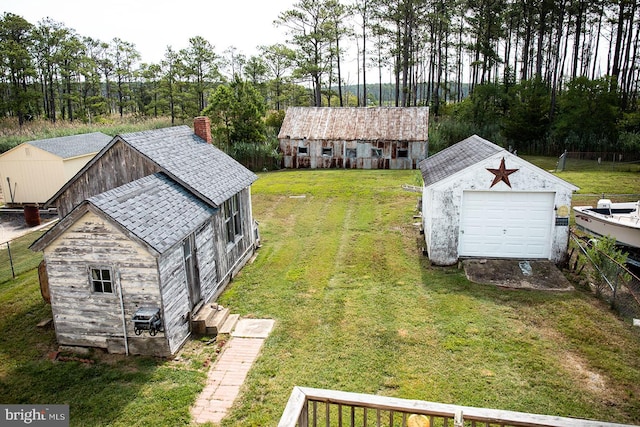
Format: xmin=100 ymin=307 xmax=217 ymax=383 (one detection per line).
xmin=419 ymin=135 xmax=578 ymax=266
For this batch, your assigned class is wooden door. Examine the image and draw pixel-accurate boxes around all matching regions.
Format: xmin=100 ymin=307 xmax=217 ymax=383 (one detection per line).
xmin=183 ymin=235 xmax=201 ymax=309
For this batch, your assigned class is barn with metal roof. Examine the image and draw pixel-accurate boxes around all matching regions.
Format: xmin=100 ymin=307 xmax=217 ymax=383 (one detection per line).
xmin=278 ymin=107 xmax=429 ymax=169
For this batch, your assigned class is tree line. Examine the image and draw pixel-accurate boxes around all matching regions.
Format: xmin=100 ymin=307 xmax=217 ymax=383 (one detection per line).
xmin=276 ymin=0 xmax=639 ymax=155
xmin=1 ymin=0 xmax=639 ymax=157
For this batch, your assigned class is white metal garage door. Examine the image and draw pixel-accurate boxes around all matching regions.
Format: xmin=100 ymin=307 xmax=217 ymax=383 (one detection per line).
xmin=458 ymin=191 xmax=554 ymax=259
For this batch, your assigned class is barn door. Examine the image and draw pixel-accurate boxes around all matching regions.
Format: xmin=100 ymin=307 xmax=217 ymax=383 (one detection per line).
xmin=183 ymin=235 xmax=201 ymax=309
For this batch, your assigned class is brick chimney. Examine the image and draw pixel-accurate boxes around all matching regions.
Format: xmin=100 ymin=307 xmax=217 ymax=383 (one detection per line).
xmin=194 ymin=116 xmax=212 ymax=143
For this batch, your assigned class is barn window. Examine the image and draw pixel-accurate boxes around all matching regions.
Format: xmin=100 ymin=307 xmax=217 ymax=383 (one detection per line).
xmin=224 ymin=194 xmax=242 ymax=244
xmin=346 ymin=148 xmax=357 ymax=158
xmin=322 ymin=147 xmax=333 ymax=157
xmin=90 ymin=268 xmax=113 ymax=293
xmin=371 ymin=148 xmax=382 ymax=158
xmin=397 ymin=148 xmax=408 ymax=158
xmin=298 ymin=146 xmax=308 ymax=155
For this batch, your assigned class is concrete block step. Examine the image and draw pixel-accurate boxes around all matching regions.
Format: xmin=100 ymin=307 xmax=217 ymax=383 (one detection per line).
xmin=192 ymin=304 xmax=226 ymax=335
xmin=219 ymin=314 xmax=240 ymax=335
xmin=204 ymin=307 xmax=230 ymax=336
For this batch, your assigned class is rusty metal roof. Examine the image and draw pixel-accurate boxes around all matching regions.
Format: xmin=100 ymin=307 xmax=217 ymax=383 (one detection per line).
xmin=278 ymin=107 xmax=429 ymax=141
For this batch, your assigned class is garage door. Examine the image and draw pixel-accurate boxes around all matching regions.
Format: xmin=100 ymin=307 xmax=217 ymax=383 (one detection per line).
xmin=458 ymin=191 xmax=554 ymax=259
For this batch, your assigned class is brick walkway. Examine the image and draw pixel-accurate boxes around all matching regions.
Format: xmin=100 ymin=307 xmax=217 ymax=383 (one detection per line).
xmin=191 ymin=319 xmax=274 ymax=425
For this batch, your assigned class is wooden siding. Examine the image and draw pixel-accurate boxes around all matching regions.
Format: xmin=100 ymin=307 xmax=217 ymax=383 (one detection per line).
xmin=278 ymin=107 xmax=428 ymax=170
xmin=158 ymin=243 xmax=192 ymax=355
xmin=55 ymin=140 xmax=160 ymax=217
xmin=195 ymin=221 xmax=218 ymax=304
xmin=210 ymin=187 xmax=255 ymax=297
xmin=44 ymin=210 xmax=170 ymax=356
xmin=280 ymin=139 xmax=426 ymax=170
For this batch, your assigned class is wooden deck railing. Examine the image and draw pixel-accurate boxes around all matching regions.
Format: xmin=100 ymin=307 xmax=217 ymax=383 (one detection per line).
xmin=279 ymin=387 xmax=638 ymax=427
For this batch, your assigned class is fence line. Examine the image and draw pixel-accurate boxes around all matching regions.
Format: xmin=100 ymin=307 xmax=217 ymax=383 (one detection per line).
xmin=556 ymin=151 xmax=640 ymax=172
xmin=0 ymin=220 xmax=55 ymax=283
xmin=569 ymin=232 xmax=640 ymax=320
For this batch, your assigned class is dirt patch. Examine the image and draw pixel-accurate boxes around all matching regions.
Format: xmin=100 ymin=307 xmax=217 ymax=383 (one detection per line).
xmin=462 ymin=259 xmax=574 ymax=291
xmin=563 ymin=352 xmax=608 ymax=393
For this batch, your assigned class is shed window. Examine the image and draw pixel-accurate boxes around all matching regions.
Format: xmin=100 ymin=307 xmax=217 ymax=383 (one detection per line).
xmin=322 ymin=147 xmax=333 ymax=156
xmin=298 ymin=146 xmax=308 ymax=155
xmin=371 ymin=148 xmax=382 ymax=158
xmin=224 ymin=194 xmax=242 ymax=244
xmin=90 ymin=268 xmax=113 ymax=293
xmin=397 ymin=148 xmax=408 ymax=158
xmin=346 ymin=148 xmax=357 ymax=158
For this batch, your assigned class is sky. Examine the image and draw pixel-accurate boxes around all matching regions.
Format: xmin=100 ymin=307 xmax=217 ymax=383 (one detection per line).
xmin=0 ymin=0 xmax=297 ymax=63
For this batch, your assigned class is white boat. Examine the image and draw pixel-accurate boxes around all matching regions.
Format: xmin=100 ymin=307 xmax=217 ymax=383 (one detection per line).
xmin=573 ymin=199 xmax=640 ymax=249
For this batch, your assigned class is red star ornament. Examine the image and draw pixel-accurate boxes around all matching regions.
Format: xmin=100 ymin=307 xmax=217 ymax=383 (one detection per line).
xmin=486 ymin=157 xmax=518 ymax=188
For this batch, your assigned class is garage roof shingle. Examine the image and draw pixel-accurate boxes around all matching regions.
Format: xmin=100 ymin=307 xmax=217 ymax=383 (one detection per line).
xmin=418 ymin=135 xmax=503 ymax=186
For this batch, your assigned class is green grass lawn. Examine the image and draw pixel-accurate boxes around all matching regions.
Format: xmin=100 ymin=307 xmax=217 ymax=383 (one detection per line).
xmin=218 ymin=169 xmax=640 ymax=426
xmin=1 ymin=166 xmax=639 ymax=426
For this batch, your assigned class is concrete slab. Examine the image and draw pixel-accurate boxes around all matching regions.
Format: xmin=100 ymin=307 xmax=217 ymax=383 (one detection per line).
xmin=231 ymin=318 xmax=275 ymax=338
xmin=462 ymin=259 xmax=574 ymax=291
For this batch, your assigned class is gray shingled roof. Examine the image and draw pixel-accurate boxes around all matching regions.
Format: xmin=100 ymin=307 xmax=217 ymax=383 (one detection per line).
xmin=418 ymin=135 xmax=504 ymax=186
xmin=89 ymin=173 xmax=215 ymax=254
xmin=119 ymin=126 xmax=257 ymax=207
xmin=278 ymin=107 xmax=429 ymax=141
xmin=28 ymin=132 xmax=112 ymax=159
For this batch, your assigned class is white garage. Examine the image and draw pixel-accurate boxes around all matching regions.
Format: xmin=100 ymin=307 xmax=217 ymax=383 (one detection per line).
xmin=419 ymin=135 xmax=579 ymax=266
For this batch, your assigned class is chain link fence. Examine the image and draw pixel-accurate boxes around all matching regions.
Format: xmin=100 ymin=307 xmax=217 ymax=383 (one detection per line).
xmin=556 ymin=151 xmax=640 ymax=172
xmin=0 ymin=229 xmax=47 ymax=284
xmin=568 ymin=231 xmax=640 ymax=320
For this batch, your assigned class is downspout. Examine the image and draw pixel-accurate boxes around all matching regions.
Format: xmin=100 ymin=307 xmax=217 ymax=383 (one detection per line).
xmin=247 ymin=187 xmax=256 ymax=248
xmin=116 ymin=271 xmax=129 ymax=355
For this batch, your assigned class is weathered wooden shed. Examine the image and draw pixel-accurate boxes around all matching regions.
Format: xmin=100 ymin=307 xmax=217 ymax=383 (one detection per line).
xmin=278 ymin=107 xmax=428 ymax=169
xmin=419 ymin=135 xmax=579 ymax=266
xmin=31 ymin=118 xmax=258 ymax=356
xmin=0 ymin=133 xmax=111 ymax=205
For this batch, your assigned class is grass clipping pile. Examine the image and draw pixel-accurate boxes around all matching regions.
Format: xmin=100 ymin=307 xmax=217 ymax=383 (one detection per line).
xmin=462 ymin=259 xmax=574 ymax=291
